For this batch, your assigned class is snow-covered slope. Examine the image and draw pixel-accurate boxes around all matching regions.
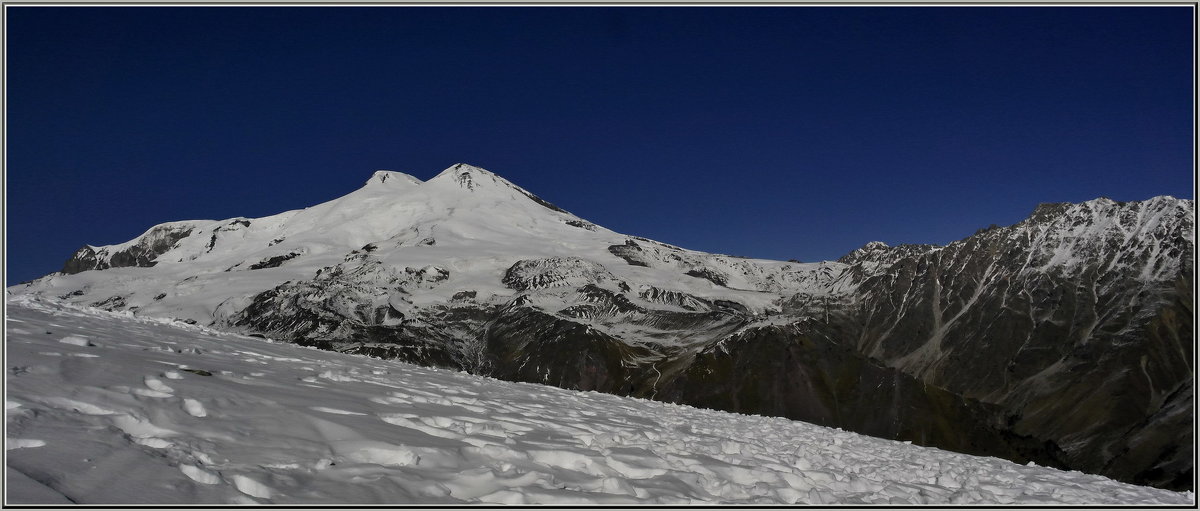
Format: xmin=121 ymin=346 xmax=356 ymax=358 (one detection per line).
xmin=8 ymin=164 xmax=1194 ymax=491
xmin=5 ymin=298 xmax=1192 ymax=505
xmin=29 ymin=164 xmax=824 ymax=326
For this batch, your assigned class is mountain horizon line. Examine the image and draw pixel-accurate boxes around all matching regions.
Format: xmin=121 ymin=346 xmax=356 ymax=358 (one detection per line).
xmin=51 ymin=162 xmax=1193 ymax=276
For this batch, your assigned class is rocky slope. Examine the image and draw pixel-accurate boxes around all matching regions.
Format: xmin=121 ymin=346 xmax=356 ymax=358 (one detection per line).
xmin=10 ymin=164 xmax=1193 ymax=490
xmin=832 ymin=197 xmax=1195 ymax=489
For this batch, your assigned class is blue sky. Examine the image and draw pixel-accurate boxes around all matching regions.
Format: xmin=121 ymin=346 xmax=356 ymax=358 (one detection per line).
xmin=5 ymin=6 xmax=1194 ymax=283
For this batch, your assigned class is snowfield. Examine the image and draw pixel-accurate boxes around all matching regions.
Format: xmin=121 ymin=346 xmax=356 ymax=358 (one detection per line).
xmin=4 ymin=297 xmax=1193 ymax=505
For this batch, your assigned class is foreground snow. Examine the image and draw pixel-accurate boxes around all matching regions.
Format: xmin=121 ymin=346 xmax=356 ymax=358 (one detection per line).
xmin=4 ymin=298 xmax=1192 ymax=505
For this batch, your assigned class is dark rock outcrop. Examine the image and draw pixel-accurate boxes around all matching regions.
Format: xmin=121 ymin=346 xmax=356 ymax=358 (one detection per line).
xmin=247 ymin=252 xmax=302 ymax=270
xmin=61 ymin=224 xmax=194 ymax=274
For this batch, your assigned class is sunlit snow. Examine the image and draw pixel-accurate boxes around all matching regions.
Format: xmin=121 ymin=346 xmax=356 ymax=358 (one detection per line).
xmin=5 ymin=297 xmax=1191 ymax=505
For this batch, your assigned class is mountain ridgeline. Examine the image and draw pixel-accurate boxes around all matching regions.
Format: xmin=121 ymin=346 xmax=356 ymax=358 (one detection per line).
xmin=17 ymin=164 xmax=1194 ymax=490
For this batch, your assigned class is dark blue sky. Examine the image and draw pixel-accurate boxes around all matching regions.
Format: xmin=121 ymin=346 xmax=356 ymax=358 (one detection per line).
xmin=6 ymin=6 xmax=1194 ymax=284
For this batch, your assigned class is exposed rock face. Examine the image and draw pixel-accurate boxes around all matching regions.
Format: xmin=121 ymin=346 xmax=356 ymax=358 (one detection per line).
xmin=484 ymin=306 xmax=663 ymax=393
xmin=15 ymin=166 xmax=1193 ymax=491
xmin=228 ymin=261 xmax=482 ymax=371
xmin=62 ymin=223 xmax=196 ymax=274
xmin=246 ymin=251 xmax=303 ymax=270
xmin=502 ymin=257 xmax=617 ymax=291
xmin=683 ymin=267 xmax=729 ymax=287
xmin=655 ymin=324 xmax=1072 ymax=469
xmin=825 ymin=197 xmax=1195 ymax=489
xmin=607 ymin=240 xmax=651 ymax=267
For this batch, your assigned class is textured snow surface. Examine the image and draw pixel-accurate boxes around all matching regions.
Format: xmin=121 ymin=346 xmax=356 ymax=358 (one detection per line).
xmin=5 ymin=298 xmax=1192 ymax=505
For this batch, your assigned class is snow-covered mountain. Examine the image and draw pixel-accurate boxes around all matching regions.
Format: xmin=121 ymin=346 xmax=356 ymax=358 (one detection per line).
xmin=10 ymin=163 xmax=1194 ymax=491
xmin=35 ymin=164 xmax=820 ymax=328
xmin=5 ymin=298 xmax=1192 ymax=505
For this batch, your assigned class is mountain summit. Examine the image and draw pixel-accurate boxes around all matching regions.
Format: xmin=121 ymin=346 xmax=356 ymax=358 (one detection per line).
xmin=10 ymin=164 xmax=1194 ymax=491
xmin=365 ymin=170 xmax=421 ymax=188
